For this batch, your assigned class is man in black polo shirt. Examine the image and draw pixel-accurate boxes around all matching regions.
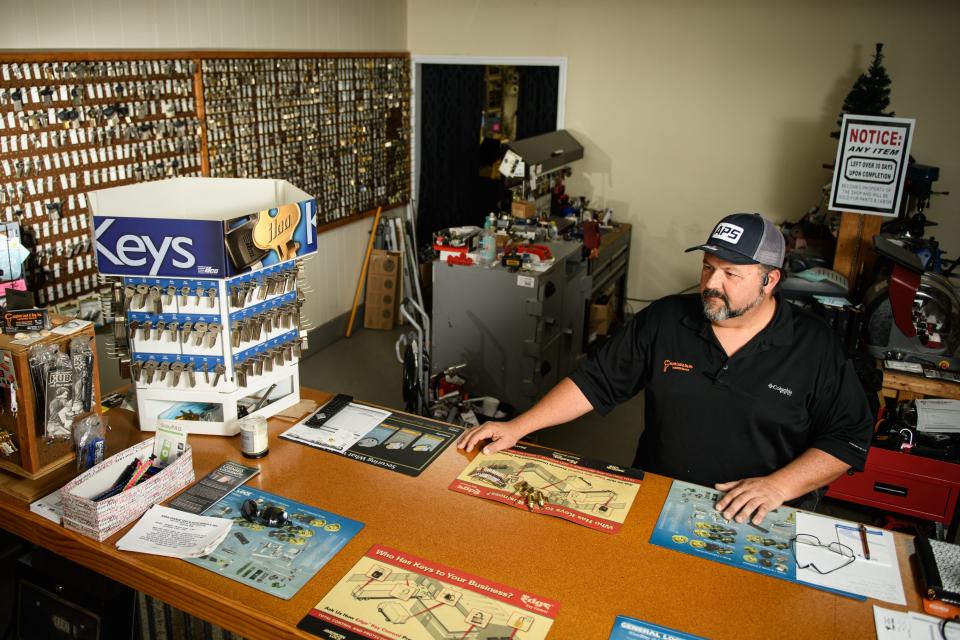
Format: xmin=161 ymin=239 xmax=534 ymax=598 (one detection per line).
xmin=458 ymin=213 xmax=872 ymax=525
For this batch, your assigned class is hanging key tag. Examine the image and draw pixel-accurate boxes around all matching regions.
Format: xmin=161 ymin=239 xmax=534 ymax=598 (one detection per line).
xmin=252 ymin=203 xmax=301 ymax=261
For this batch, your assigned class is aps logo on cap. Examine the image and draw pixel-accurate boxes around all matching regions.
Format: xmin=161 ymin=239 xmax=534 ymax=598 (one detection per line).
xmin=711 ymin=223 xmax=744 ymax=245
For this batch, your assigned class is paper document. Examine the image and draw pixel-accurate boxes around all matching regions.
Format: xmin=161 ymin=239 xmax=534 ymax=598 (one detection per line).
xmin=116 ymin=505 xmax=232 ymax=558
xmin=915 ymin=399 xmax=960 ymax=433
xmin=874 ymin=605 xmax=960 ymax=639
xmin=813 ymin=295 xmax=853 ymax=308
xmin=280 ymin=402 xmax=390 ymax=452
xmin=30 ymin=488 xmax=64 ymax=524
xmin=795 ymin=512 xmax=906 ymax=605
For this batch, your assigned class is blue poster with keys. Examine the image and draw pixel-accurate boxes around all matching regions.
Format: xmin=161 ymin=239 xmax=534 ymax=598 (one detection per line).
xmin=186 ymin=486 xmax=363 ymax=599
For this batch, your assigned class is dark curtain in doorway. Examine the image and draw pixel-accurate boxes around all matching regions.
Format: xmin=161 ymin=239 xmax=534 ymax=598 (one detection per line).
xmin=416 ymin=65 xmax=485 ymax=246
xmin=516 ymin=66 xmax=559 ymax=140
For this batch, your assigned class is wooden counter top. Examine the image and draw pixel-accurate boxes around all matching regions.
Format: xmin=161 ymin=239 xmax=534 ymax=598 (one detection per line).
xmin=0 ymin=388 xmax=921 ymax=639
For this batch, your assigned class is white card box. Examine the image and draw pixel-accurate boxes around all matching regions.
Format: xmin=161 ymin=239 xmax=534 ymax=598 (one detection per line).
xmin=60 ymin=438 xmax=195 ymax=541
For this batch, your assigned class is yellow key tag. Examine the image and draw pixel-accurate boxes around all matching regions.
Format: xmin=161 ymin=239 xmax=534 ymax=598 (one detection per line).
xmin=253 ymin=203 xmax=301 ymax=261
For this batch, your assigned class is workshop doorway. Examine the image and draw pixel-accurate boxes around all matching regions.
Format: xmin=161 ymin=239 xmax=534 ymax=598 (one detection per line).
xmin=411 ymin=56 xmax=566 ymax=247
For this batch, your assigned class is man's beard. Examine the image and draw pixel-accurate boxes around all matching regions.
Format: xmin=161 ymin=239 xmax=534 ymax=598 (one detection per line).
xmin=701 ymin=286 xmax=765 ymax=322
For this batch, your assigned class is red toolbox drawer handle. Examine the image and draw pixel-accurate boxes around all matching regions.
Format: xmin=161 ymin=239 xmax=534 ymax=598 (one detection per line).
xmin=874 ymin=482 xmax=908 ymax=497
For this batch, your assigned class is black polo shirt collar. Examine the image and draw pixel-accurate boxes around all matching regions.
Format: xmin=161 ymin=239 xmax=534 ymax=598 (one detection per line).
xmin=679 ymin=291 xmax=794 ymax=352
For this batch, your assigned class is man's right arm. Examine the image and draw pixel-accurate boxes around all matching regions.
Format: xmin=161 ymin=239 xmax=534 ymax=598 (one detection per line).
xmin=456 ymin=377 xmax=594 ymax=454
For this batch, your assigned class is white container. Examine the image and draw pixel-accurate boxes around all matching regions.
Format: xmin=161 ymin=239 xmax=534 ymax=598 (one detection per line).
xmin=239 ymin=414 xmax=269 ymax=458
xmin=60 ymin=438 xmax=195 ymax=542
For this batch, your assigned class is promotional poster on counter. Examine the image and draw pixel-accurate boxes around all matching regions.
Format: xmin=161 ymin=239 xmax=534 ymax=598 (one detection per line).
xmin=186 ymin=486 xmax=363 ymax=599
xmin=281 ymin=405 xmax=464 ymax=477
xmin=650 ymin=480 xmax=799 ymax=580
xmin=450 ymin=443 xmax=644 ymax=533
xmin=299 ymin=544 xmax=559 ymax=640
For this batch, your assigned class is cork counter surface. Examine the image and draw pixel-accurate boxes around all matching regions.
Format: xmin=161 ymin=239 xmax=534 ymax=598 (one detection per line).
xmin=0 ymin=388 xmax=922 ymax=640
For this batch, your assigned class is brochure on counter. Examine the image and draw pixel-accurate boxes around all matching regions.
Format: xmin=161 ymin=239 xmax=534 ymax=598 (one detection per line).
xmin=168 ymin=460 xmax=260 ymax=515
xmin=650 ymin=480 xmax=905 ymax=604
xmin=450 ymin=443 xmax=644 ymax=533
xmin=299 ymin=544 xmax=558 ymax=639
xmin=280 ymin=403 xmax=464 ymax=477
xmin=609 ymin=615 xmax=706 ymax=640
xmin=185 ymin=486 xmax=363 ymax=600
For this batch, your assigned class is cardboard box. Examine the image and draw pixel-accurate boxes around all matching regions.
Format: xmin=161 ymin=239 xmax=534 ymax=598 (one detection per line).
xmin=88 ymin=177 xmax=318 ymax=278
xmin=366 ymin=272 xmax=398 ymax=295
xmin=368 ymin=249 xmax=400 ymax=277
xmin=589 ymin=299 xmax=615 ymax=337
xmin=512 ymin=200 xmax=537 ymax=219
xmin=364 ymin=250 xmax=401 ymax=330
xmin=364 ymin=294 xmax=397 ymax=330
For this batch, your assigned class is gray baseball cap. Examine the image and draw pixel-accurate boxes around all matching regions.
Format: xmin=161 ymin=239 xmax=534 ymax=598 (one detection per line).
xmin=685 ymin=213 xmax=785 ymax=268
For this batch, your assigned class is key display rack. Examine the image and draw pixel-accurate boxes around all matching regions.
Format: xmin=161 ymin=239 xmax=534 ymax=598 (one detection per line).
xmin=0 ymin=50 xmax=410 ymax=312
xmin=121 ymin=264 xmax=306 ymax=434
xmin=90 ymin=176 xmax=316 ymax=434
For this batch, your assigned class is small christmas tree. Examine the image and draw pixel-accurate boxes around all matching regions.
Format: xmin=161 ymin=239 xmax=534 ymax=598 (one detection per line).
xmin=831 ymin=43 xmax=895 ymax=138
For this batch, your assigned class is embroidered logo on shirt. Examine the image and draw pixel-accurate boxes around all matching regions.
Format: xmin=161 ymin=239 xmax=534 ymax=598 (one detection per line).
xmin=711 ymin=223 xmax=745 ymax=244
xmin=768 ymin=383 xmax=793 ymax=397
xmin=663 ymin=359 xmax=694 ymax=373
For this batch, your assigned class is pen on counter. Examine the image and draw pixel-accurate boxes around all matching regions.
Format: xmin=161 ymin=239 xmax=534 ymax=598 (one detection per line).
xmin=858 ymin=523 xmax=871 ymax=560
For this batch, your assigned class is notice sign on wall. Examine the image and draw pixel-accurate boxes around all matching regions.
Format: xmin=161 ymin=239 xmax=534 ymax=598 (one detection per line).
xmin=829 ymin=114 xmax=915 ymax=217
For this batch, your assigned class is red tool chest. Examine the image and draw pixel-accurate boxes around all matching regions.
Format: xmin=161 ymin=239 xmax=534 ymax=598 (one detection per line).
xmin=827 ymin=447 xmax=960 ymax=527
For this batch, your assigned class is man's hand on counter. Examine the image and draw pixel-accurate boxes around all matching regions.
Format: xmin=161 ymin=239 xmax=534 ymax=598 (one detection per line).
xmin=714 ymin=476 xmax=788 ymax=526
xmin=457 ymin=422 xmax=523 ymax=455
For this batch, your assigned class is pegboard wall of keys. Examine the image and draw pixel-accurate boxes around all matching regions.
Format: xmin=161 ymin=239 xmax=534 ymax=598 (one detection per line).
xmin=0 ymin=57 xmax=203 ymax=309
xmin=201 ymin=55 xmax=410 ymax=226
xmin=0 ymin=51 xmax=410 ymax=316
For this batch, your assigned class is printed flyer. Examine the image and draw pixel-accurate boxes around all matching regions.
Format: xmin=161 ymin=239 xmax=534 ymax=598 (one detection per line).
xmin=299 ymin=544 xmax=558 ymax=639
xmin=450 ymin=443 xmax=643 ymax=533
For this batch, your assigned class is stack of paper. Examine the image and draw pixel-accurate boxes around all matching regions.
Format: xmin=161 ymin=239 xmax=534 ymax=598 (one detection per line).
xmin=30 ymin=488 xmax=64 ymax=524
xmin=915 ymin=399 xmax=960 ymax=433
xmin=116 ymin=505 xmax=232 ymax=558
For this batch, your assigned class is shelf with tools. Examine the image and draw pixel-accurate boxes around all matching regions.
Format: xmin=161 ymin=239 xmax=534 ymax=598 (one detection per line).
xmin=0 ymin=51 xmax=411 ymax=316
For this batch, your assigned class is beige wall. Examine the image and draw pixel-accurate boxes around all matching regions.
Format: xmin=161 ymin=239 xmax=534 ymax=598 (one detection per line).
xmin=408 ymin=0 xmax=960 ymax=301
xmin=0 ymin=0 xmax=406 ymax=51
xmin=0 ymin=0 xmax=407 ymax=327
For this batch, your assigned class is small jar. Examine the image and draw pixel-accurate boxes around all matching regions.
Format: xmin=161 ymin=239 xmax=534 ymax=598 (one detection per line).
xmin=239 ymin=415 xmax=269 ymax=458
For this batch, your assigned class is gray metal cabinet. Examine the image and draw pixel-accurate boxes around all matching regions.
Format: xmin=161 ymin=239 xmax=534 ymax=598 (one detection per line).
xmin=431 ymin=224 xmax=631 ymax=414
xmin=431 ymin=240 xmax=589 ymax=413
